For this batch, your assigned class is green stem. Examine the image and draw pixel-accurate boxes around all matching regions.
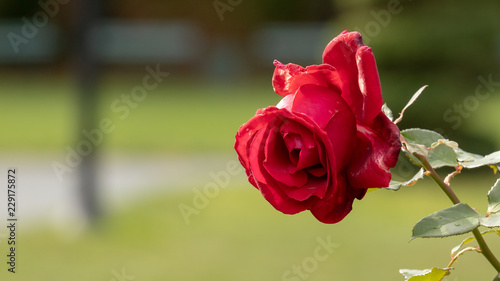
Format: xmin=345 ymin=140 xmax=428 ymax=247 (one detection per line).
xmin=472 ymin=228 xmax=500 ymax=272
xmin=413 ymin=153 xmax=500 ymax=273
xmin=413 ymin=153 xmax=460 ymax=204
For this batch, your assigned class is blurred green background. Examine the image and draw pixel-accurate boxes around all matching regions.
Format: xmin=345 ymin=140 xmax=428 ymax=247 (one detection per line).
xmin=0 ymin=0 xmax=500 ymax=280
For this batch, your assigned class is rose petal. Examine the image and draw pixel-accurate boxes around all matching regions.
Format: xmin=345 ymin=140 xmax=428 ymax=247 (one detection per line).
xmin=277 ymin=93 xmax=341 ymax=189
xmin=290 ymin=85 xmax=340 ymax=128
xmin=307 ymin=165 xmax=327 ymax=177
xmin=295 ymin=147 xmax=321 ymax=171
xmin=248 ymin=115 xmax=314 ymax=214
xmin=272 ymin=61 xmax=304 ymax=97
xmin=259 ymin=180 xmax=319 ymax=214
xmin=235 ymin=107 xmax=334 ymax=214
xmin=276 ymin=93 xmax=294 ymax=109
xmin=356 ymin=46 xmax=383 ymax=122
xmin=290 ymin=84 xmax=357 ymax=169
xmin=235 ymin=106 xmax=276 ymax=177
xmin=346 ymin=112 xmax=401 ymax=189
xmin=272 ymin=61 xmax=342 ymax=97
xmin=322 ymin=31 xmax=382 ymax=123
xmin=281 ymin=120 xmax=316 ymax=150
xmin=278 ymin=175 xmax=327 ymax=201
xmin=263 ymin=125 xmax=308 ymax=188
xmin=263 ymin=118 xmax=329 ymax=201
xmin=310 ymin=173 xmax=366 ymax=224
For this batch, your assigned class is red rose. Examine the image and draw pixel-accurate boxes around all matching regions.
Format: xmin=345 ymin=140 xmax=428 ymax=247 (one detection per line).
xmin=234 ymin=31 xmax=401 ymax=223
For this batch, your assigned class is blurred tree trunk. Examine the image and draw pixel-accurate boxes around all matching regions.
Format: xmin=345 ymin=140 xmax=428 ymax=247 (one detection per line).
xmin=73 ymin=0 xmax=102 ymax=222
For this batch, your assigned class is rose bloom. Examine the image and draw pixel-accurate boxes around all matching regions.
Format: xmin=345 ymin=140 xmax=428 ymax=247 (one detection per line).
xmin=234 ymin=31 xmax=401 ymax=223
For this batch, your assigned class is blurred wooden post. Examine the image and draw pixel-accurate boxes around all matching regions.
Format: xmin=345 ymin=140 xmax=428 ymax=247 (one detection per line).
xmin=73 ymin=0 xmax=102 ymax=221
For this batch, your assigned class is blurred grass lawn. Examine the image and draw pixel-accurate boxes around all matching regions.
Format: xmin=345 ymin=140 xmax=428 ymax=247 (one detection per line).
xmin=0 ymin=74 xmax=282 ymax=152
xmin=2 ymin=72 xmax=500 ymax=152
xmin=3 ymin=177 xmax=500 ymax=281
xmin=1 ymin=74 xmax=500 ymax=280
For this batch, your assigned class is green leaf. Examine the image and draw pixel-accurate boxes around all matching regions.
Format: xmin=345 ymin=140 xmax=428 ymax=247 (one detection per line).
xmin=488 ymin=179 xmax=500 ymax=215
xmin=382 ymin=103 xmax=394 ymax=121
xmin=405 ymin=142 xmax=429 ymax=158
xmin=388 ymin=181 xmax=403 ymax=191
xmin=451 ymin=235 xmax=477 ymax=257
xmin=394 ymin=85 xmax=428 ymax=124
xmin=389 ymin=168 xmax=425 ymax=191
xmin=480 ymin=213 xmax=500 ymax=228
xmin=401 ymin=129 xmax=457 ymax=169
xmin=399 ymin=268 xmax=450 ymax=281
xmin=459 ymin=150 xmax=500 ymax=169
xmin=390 ymin=150 xmax=422 ymax=178
xmin=411 ymin=203 xmax=481 ymax=239
xmin=451 ymin=230 xmax=500 ymax=259
xmin=455 ymin=148 xmax=483 ymax=162
xmin=430 ymin=139 xmax=459 ymax=150
xmin=389 ymin=150 xmax=425 ymax=191
xmin=493 ymin=273 xmax=500 ymax=281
